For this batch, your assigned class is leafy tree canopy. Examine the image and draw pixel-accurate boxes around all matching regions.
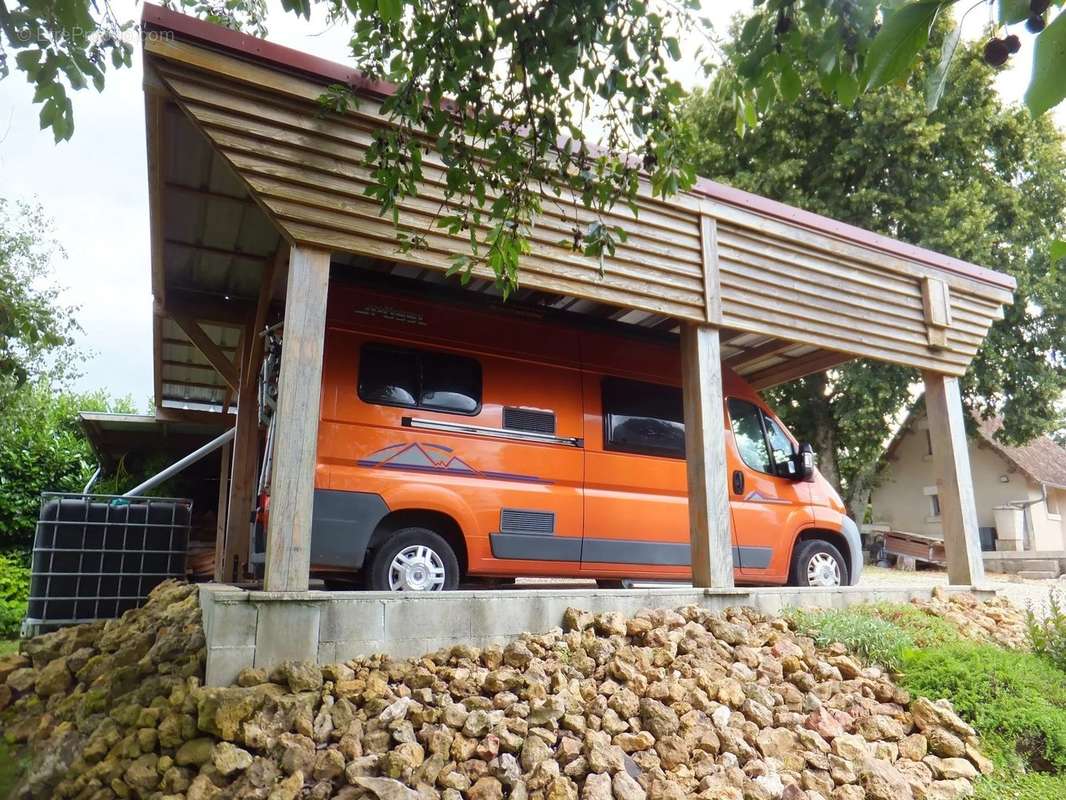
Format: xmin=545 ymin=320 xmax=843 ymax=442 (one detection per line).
xmin=0 ymin=381 xmax=136 ymax=551
xmin=0 ymin=197 xmax=80 ymax=409
xmin=680 ymin=24 xmax=1066 ymax=518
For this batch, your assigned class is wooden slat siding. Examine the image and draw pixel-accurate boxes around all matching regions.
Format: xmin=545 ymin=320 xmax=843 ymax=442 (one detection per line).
xmin=924 ymin=372 xmax=985 ymax=585
xmin=158 ymin=72 xmax=705 ymax=243
xmin=145 ymin=36 xmax=704 ymax=215
xmin=155 ymin=76 xmax=708 ymax=321
xmin=715 ymin=241 xmax=993 ymax=343
xmin=145 ymin=36 xmax=1014 ymax=376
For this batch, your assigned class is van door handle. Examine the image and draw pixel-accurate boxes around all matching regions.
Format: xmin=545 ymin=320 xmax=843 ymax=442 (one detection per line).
xmin=732 ymin=470 xmax=745 ymax=495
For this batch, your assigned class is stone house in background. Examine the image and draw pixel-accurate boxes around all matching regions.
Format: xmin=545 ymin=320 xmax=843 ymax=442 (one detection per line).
xmin=871 ymin=405 xmax=1066 ymax=554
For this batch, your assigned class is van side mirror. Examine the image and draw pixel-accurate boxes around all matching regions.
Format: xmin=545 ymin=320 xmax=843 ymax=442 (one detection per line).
xmin=796 ymin=443 xmax=816 ymax=481
xmin=777 ymin=443 xmax=816 ymax=481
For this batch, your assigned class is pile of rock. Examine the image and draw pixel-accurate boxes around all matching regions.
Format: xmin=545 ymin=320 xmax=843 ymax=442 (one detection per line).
xmin=3 ymin=584 xmax=996 ymax=800
xmin=910 ymin=587 xmax=1029 ymax=649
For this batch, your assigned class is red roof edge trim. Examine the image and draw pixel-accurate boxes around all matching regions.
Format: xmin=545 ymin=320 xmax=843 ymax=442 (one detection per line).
xmin=140 ymin=2 xmax=1016 ymax=294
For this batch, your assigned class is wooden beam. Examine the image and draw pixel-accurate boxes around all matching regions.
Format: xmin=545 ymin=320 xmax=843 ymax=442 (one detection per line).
xmin=213 ymin=441 xmax=232 ymax=583
xmin=164 ymin=238 xmax=271 ymax=262
xmin=923 ymin=372 xmax=985 ymax=585
xmin=700 ymin=215 xmax=723 ymax=325
xmin=160 ymin=291 xmax=255 ymax=326
xmin=154 ymin=407 xmax=236 ymax=427
xmin=746 ymin=351 xmax=853 ymax=391
xmin=165 ymin=182 xmax=256 ymax=206
xmin=724 ymin=338 xmax=796 ymax=371
xmin=163 ymin=336 xmax=238 ymax=352
xmin=223 ymin=246 xmax=283 ymax=581
xmin=170 ymin=314 xmax=240 ymax=392
xmin=264 ymin=246 xmax=331 ymax=592
xmin=680 ymin=323 xmax=735 ymax=588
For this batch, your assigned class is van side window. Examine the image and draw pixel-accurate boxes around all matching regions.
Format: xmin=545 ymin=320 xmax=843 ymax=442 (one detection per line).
xmin=358 ymin=343 xmax=482 ymax=415
xmin=602 ymin=377 xmax=685 ymax=458
xmin=764 ymin=415 xmax=795 ymax=471
xmin=727 ymin=398 xmax=772 ymax=474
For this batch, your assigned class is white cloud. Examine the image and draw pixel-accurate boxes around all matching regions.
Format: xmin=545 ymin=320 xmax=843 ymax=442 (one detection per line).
xmin=0 ymin=1 xmax=1058 ymax=404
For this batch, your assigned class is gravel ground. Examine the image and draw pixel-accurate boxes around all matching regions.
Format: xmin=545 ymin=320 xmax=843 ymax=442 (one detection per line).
xmin=511 ymin=565 xmax=1066 ymax=615
xmin=859 ymin=564 xmax=1065 ymax=615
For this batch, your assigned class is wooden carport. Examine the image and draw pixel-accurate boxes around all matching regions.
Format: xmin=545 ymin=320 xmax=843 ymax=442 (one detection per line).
xmin=139 ymin=3 xmax=1014 ymax=592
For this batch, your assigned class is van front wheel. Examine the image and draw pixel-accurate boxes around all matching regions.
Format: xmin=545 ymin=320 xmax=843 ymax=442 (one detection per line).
xmin=367 ymin=528 xmax=461 ymax=592
xmin=790 ymin=540 xmax=847 ymax=588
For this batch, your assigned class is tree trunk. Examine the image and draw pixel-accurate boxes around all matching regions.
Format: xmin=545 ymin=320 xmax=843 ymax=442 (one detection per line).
xmin=804 ymin=373 xmax=844 ymax=497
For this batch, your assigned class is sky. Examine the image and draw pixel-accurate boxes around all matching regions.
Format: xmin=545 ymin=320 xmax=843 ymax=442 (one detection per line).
xmin=0 ymin=1 xmax=1061 ymax=405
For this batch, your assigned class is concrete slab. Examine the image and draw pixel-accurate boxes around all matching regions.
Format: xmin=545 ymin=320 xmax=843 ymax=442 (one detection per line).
xmin=198 ymin=582 xmax=998 ymax=685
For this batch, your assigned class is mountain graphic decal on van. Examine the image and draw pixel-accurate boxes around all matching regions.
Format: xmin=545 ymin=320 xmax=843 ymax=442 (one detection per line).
xmin=357 ymin=442 xmax=551 ymax=484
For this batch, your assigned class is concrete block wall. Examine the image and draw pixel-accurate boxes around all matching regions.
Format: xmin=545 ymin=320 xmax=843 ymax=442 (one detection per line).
xmin=199 ymin=584 xmax=997 ymax=686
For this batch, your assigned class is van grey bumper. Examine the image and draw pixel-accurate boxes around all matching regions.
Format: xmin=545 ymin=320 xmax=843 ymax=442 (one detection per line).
xmin=841 ymin=516 xmax=863 ymax=585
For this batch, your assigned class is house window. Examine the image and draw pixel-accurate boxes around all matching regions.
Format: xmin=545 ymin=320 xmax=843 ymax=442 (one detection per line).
xmin=930 ymin=494 xmax=941 ymax=517
xmin=1048 ymin=491 xmax=1062 ymax=519
xmin=925 ymin=429 xmax=934 ymax=456
xmin=358 ymin=342 xmax=482 ymax=415
xmin=602 ymin=377 xmax=685 ymax=459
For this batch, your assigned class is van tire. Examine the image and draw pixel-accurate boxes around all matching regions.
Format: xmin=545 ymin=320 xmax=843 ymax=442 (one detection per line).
xmin=366 ymin=527 xmax=461 ymax=592
xmin=790 ymin=540 xmax=847 ymax=587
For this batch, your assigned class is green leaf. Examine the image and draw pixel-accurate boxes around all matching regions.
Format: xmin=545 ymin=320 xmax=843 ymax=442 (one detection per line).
xmin=863 ymin=1 xmax=942 ymax=91
xmin=1025 ymin=11 xmax=1066 ymax=116
xmin=780 ymin=62 xmax=802 ymax=102
xmin=997 ymin=0 xmax=1030 ymax=24
xmin=835 ymin=71 xmax=859 ymax=106
xmin=1051 ymin=239 xmax=1066 ymax=263
xmin=378 ymin=0 xmax=403 ymax=23
xmin=925 ymin=21 xmax=962 ymax=113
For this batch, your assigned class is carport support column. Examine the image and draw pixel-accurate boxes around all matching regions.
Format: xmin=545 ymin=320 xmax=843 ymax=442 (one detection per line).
xmin=922 ymin=371 xmax=985 ymax=585
xmin=264 ymin=247 xmax=331 ymax=592
xmin=681 ymin=323 xmax=735 ymax=588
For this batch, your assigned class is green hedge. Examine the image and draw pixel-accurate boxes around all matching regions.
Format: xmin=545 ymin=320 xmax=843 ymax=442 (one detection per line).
xmin=0 ymin=551 xmax=29 ymax=638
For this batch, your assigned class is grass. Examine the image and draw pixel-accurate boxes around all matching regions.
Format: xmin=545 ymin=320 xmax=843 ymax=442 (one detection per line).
xmin=786 ymin=601 xmax=961 ymax=670
xmin=789 ymin=602 xmax=1066 ymax=798
xmin=0 ymin=740 xmax=28 ymax=799
xmin=0 ymin=639 xmax=18 ymax=657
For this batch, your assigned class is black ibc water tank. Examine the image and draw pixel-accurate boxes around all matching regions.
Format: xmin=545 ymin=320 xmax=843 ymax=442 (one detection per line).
xmin=27 ymin=494 xmax=192 ymax=627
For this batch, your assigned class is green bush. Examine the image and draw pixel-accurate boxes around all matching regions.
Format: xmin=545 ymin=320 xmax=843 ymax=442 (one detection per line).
xmin=901 ymin=643 xmax=1066 ymax=772
xmin=0 ymin=551 xmax=29 ymax=638
xmin=786 ymin=606 xmax=915 ymax=670
xmin=1027 ymin=590 xmax=1066 ymax=673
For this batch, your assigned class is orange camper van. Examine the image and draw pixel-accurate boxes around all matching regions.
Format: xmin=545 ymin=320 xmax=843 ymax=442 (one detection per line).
xmin=260 ymin=279 xmax=861 ymax=592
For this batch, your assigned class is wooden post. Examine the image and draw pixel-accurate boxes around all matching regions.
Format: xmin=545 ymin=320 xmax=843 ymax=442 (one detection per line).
xmin=222 ymin=251 xmax=281 ymax=583
xmin=681 ymin=322 xmax=735 ymax=588
xmin=223 ymin=333 xmax=259 ymax=582
xmin=923 ymin=371 xmax=985 ymax=585
xmin=263 ymin=247 xmax=331 ymax=592
xmin=213 ymin=441 xmax=231 ymax=583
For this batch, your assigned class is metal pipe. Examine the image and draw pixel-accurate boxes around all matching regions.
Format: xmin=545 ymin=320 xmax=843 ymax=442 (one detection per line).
xmin=83 ymin=465 xmax=102 ymax=494
xmin=123 ymin=428 xmax=236 ymax=498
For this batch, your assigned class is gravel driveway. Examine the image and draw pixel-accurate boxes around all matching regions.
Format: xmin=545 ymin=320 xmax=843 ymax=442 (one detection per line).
xmin=858 ymin=564 xmax=1065 ymax=615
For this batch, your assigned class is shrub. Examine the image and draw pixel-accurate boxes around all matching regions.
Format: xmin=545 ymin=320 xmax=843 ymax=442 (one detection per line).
xmin=786 ymin=606 xmax=914 ymax=670
xmin=0 ymin=550 xmax=29 ymax=638
xmin=1027 ymin=590 xmax=1066 ymax=673
xmin=900 ymin=642 xmax=1066 ymax=772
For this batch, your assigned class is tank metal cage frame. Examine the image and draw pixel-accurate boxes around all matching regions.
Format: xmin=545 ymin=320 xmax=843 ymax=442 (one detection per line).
xmin=24 ymin=492 xmax=193 ymax=635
